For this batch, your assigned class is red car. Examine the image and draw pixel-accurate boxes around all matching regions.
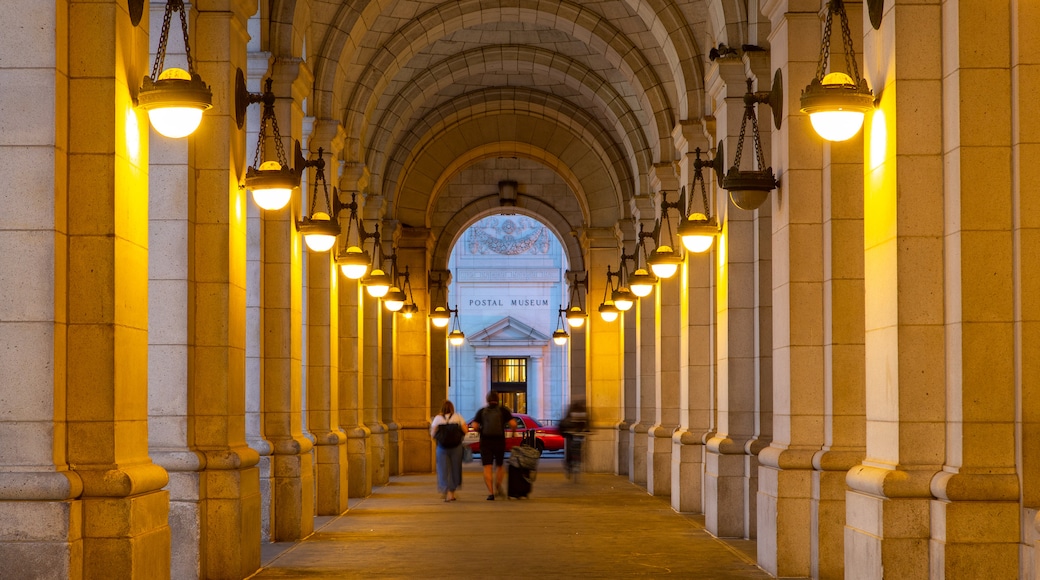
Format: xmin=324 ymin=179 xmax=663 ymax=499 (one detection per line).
xmin=465 ymin=413 xmax=564 ymax=453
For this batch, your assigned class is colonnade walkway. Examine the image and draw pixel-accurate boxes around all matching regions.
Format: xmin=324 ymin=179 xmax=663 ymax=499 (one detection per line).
xmin=250 ymin=455 xmax=771 ymax=579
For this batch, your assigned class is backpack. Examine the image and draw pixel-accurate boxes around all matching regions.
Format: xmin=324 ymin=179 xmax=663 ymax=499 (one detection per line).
xmin=434 ymin=415 xmax=464 ymax=448
xmin=481 ymin=406 xmax=504 ymax=437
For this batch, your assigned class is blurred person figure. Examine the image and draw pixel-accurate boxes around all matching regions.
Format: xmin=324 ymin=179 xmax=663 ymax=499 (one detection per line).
xmin=559 ymin=399 xmax=588 ymax=478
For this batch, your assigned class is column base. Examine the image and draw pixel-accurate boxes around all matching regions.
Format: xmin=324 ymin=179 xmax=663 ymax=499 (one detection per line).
xmin=930 ymin=497 xmax=1020 ymax=578
xmin=670 ymin=430 xmax=704 ymax=513
xmin=270 ymin=443 xmax=315 ymax=542
xmin=757 ymin=448 xmax=814 ymax=577
xmin=313 ymin=432 xmax=349 ymax=515
xmin=647 ymin=425 xmax=673 ymax=496
xmin=398 ymin=423 xmax=434 ymax=474
xmin=367 ymin=423 xmax=389 ymax=486
xmin=347 ymin=426 xmax=373 ymax=498
xmin=201 ymin=465 xmax=261 ymax=579
xmin=705 ymin=439 xmax=746 ymax=538
xmin=83 ymin=490 xmax=171 ymax=580
xmin=616 ymin=420 xmax=631 ymax=477
xmin=629 ymin=422 xmax=648 ymax=486
xmin=585 ymin=426 xmax=619 ymax=474
xmin=0 ymin=499 xmax=82 ymax=579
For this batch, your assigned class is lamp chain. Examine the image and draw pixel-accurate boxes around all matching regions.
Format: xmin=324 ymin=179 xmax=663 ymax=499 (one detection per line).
xmin=692 ymin=152 xmax=711 ymax=220
xmin=815 ymin=1 xmax=835 ymax=80
xmin=149 ymin=0 xmax=195 ymax=81
xmin=252 ymin=80 xmax=289 ymax=169
xmin=837 ymin=0 xmax=862 ymax=83
xmin=309 ymin=149 xmax=331 ymax=216
xmin=732 ymin=79 xmax=766 ymax=172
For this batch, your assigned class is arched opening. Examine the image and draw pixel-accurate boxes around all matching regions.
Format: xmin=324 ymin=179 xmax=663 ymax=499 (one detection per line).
xmin=444 ymin=213 xmax=576 ymax=427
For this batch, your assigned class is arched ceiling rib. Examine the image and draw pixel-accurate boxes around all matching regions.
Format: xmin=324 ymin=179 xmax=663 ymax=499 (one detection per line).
xmin=265 ymin=0 xmax=732 ymax=249
xmin=365 ymin=45 xmax=653 ymax=201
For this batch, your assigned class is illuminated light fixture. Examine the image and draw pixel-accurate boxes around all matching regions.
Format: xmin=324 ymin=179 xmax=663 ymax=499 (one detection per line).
xmin=362 ymin=225 xmax=392 ymax=297
xmin=800 ymin=0 xmax=876 ymax=142
xmin=598 ymin=266 xmax=621 ymax=322
xmin=612 ymin=287 xmax=635 ymax=312
xmin=563 ymin=271 xmax=589 ymax=328
xmin=598 ymin=301 xmax=619 ymax=323
xmin=239 ymin=73 xmax=304 ymax=211
xmin=401 ymin=303 xmax=419 ymax=319
xmin=297 ymin=148 xmax=342 ymax=253
xmin=722 ymin=74 xmax=782 ymax=211
xmin=447 ymin=306 xmax=465 ymax=345
xmin=647 ymin=192 xmax=683 ymax=279
xmin=629 ymin=269 xmax=655 ymax=297
xmin=553 ymin=307 xmax=570 ymax=346
xmin=629 ymin=224 xmax=658 ymax=297
xmin=678 ymin=148 xmax=724 ymax=253
xmin=336 ymin=192 xmax=372 ymax=279
xmin=136 ymin=0 xmax=212 ymax=138
xmin=428 ymin=273 xmax=454 ymax=328
xmin=431 ymin=307 xmax=451 ymax=327
xmin=384 ymin=266 xmax=416 ymax=314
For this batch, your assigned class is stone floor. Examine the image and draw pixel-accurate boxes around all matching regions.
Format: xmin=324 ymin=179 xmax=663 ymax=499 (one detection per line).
xmin=250 ymin=454 xmax=770 ymax=579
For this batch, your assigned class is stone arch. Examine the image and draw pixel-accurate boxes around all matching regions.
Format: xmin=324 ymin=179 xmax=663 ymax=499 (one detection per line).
xmin=430 ymin=198 xmax=585 ymax=277
xmin=267 ymin=0 xmax=309 ymax=60
xmin=365 ymin=46 xmax=653 ymax=202
xmin=329 ymin=0 xmax=677 ymax=162
xmin=388 ymin=89 xmax=629 ymax=228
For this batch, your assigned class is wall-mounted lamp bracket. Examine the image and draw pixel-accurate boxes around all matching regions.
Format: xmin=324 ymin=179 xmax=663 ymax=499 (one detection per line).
xmin=128 ymin=0 xmax=144 ymax=27
xmin=743 ymin=69 xmax=784 ymax=131
xmin=868 ymin=0 xmax=884 ymax=30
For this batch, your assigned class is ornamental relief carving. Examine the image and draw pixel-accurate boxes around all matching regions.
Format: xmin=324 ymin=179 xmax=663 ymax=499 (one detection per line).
xmin=467 ymin=216 xmax=550 ymax=255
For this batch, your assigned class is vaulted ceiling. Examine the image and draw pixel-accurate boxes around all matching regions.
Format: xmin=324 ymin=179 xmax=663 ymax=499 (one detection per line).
xmin=265 ymin=0 xmax=765 ymax=265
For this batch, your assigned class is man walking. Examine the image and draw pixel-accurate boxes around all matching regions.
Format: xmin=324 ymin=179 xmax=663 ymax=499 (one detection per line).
xmin=470 ymin=391 xmax=517 ymax=500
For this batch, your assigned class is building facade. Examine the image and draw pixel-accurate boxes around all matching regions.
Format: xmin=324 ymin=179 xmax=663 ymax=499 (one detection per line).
xmin=0 ymin=1 xmax=1037 ymax=579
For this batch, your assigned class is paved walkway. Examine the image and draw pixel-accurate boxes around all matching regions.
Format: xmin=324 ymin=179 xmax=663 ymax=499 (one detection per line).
xmin=250 ymin=454 xmax=771 ymax=579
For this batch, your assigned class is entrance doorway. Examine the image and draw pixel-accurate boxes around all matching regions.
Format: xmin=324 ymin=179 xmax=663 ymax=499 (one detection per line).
xmin=491 ymin=357 xmax=527 ymax=413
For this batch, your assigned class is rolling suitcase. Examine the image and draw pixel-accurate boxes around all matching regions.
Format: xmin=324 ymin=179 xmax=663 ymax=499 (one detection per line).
xmin=507 ymin=464 xmax=533 ymax=499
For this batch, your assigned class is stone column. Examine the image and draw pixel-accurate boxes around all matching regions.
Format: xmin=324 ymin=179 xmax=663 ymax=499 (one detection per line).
xmin=395 ymin=228 xmax=434 ymax=473
xmin=567 ymin=269 xmax=589 ymax=406
xmin=263 ymin=60 xmax=314 ymax=542
xmin=340 ymin=167 xmax=373 ymax=498
xmin=671 ymin=121 xmax=713 ymax=513
xmin=810 ymin=24 xmax=867 ymax=578
xmin=929 ymin=1 xmax=1019 ymax=574
xmin=704 ymin=56 xmax=758 ymax=539
xmin=362 ymin=197 xmax=389 ymax=486
xmin=1015 ymin=3 xmax=1040 ymax=573
xmin=647 ymin=166 xmax=681 ymax=497
xmin=68 ymin=2 xmax=170 ymax=577
xmin=583 ymin=228 xmax=625 ymax=473
xmin=146 ymin=2 xmax=197 ymax=575
xmin=243 ymin=50 xmax=273 ymax=540
xmin=0 ymin=3 xmax=118 ymax=577
xmin=528 ymin=354 xmax=543 ymax=417
xmin=755 ymin=3 xmax=824 ymax=575
xmin=846 ymin=1 xmax=945 ymax=576
xmin=626 ymin=213 xmax=651 ymax=486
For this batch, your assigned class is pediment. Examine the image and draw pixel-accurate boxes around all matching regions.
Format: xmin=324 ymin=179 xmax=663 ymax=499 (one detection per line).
xmin=468 ymin=316 xmax=550 ymax=346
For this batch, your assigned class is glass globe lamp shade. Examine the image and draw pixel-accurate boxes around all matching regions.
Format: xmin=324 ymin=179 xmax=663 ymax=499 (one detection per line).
xmin=383 ymin=287 xmax=406 ymax=312
xmin=300 ymin=212 xmax=339 ymax=253
xmin=598 ymin=301 xmax=619 ymax=323
xmin=678 ymin=213 xmax=717 ymax=253
xmin=364 ymin=269 xmax=391 ymax=298
xmin=612 ymin=288 xmax=635 ymax=312
xmin=648 ymin=245 xmax=681 ymax=279
xmin=628 ymin=268 xmax=656 ymax=298
xmin=430 ymin=307 xmax=451 ymax=328
xmin=565 ymin=306 xmax=586 ymax=328
xmin=448 ymin=329 xmax=466 ymax=346
xmin=245 ymin=160 xmax=295 ymax=211
xmin=553 ymin=329 xmax=569 ymax=346
xmin=338 ymin=246 xmax=371 ymax=279
xmin=138 ymin=68 xmax=212 ymax=138
xmin=800 ymin=72 xmax=874 ymax=142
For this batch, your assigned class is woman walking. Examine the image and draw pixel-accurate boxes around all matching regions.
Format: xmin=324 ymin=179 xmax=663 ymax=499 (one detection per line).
xmin=430 ymin=399 xmax=469 ymax=501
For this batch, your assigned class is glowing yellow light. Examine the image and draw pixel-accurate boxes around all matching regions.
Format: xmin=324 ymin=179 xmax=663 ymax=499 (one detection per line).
xmin=143 ymin=68 xmax=208 ymax=138
xmin=565 ymin=306 xmax=586 ymax=328
xmin=250 ymin=161 xmax=293 ymax=210
xmin=124 ymin=107 xmax=140 ymax=162
xmin=302 ymin=212 xmax=337 ymax=252
xmin=805 ymin=72 xmax=868 ymax=142
xmin=869 ymin=108 xmax=888 ymax=170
